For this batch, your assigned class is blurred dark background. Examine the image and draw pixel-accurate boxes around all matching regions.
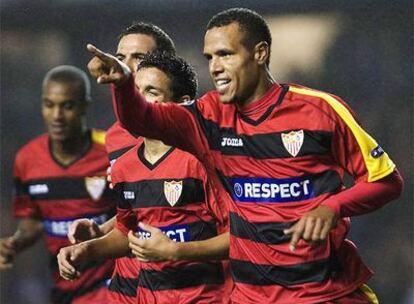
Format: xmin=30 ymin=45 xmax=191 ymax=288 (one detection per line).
xmin=1 ymin=0 xmax=412 ymax=303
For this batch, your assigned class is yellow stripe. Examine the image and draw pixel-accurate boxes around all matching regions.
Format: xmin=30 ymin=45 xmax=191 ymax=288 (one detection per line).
xmin=91 ymin=129 xmax=106 ymax=146
xmin=289 ymin=87 xmax=395 ymax=182
xmin=359 ymin=284 xmax=379 ymax=304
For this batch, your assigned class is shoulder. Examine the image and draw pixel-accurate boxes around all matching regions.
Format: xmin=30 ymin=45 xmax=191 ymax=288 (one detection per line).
xmin=111 ymin=144 xmax=140 ymax=174
xmin=286 ymin=84 xmax=359 ymax=123
xmin=15 ymin=133 xmax=48 ymax=161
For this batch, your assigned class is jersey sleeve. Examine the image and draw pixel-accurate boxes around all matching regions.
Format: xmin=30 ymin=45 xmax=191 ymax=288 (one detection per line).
xmin=111 ymin=162 xmax=137 ymax=235
xmin=329 ymin=95 xmax=395 ymax=182
xmin=12 ymin=152 xmax=41 ymax=218
xmin=111 ymin=77 xmax=208 ymax=161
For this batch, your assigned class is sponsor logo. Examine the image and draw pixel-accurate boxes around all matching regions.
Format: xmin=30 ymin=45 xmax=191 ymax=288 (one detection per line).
xmin=85 ymin=176 xmax=106 ymax=201
xmin=371 ymin=146 xmax=385 ymax=158
xmin=164 ymin=180 xmax=183 ymax=206
xmin=137 ymin=224 xmax=190 ymax=242
xmin=221 ymin=137 xmax=243 ymax=147
xmin=28 ymin=184 xmax=49 ymax=195
xmin=123 ymin=191 xmax=135 ymax=200
xmin=281 ymin=130 xmax=304 ymax=157
xmin=43 ymin=213 xmax=109 ymax=238
xmin=231 ymin=176 xmax=314 ymax=203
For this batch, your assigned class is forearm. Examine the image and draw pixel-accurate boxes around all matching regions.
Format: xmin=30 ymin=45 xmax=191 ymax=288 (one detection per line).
xmin=98 ymin=216 xmax=116 ymax=235
xmin=172 ymin=232 xmax=229 ymax=262
xmin=13 ymin=219 xmax=43 ymax=251
xmin=83 ymin=228 xmax=130 ymax=260
xmin=321 ymin=169 xmax=403 ymax=217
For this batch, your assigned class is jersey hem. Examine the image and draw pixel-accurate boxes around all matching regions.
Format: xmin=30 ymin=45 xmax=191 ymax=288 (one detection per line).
xmin=230 ymin=272 xmax=372 ymax=304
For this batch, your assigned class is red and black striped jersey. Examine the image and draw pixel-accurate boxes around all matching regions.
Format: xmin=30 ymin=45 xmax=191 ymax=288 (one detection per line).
xmin=112 ymin=79 xmax=397 ymax=303
xmin=111 ymin=143 xmax=229 ymax=304
xmin=106 ymin=121 xmax=141 ymax=164
xmin=13 ymin=130 xmax=116 ymax=304
xmin=105 ymin=122 xmax=142 ymax=304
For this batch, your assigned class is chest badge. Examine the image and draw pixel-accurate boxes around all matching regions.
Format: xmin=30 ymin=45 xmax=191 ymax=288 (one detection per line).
xmin=85 ymin=176 xmax=106 ymax=201
xmin=281 ymin=130 xmax=304 ymax=157
xmin=164 ymin=180 xmax=183 ymax=207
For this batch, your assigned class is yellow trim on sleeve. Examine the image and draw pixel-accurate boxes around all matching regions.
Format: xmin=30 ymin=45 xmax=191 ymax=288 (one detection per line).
xmin=289 ymin=87 xmax=395 ymax=182
xmin=359 ymin=284 xmax=379 ymax=304
xmin=91 ymin=129 xmax=106 ymax=146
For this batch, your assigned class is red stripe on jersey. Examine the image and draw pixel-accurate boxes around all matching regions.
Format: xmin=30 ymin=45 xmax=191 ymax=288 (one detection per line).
xmin=112 ymin=143 xmax=229 ymax=303
xmin=112 ymin=79 xmax=398 ymax=303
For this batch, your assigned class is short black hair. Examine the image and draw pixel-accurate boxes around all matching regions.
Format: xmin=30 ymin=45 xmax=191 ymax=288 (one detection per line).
xmin=138 ymin=52 xmax=198 ymax=101
xmin=119 ymin=22 xmax=176 ymax=55
xmin=207 ymin=8 xmax=272 ymax=64
xmin=43 ymin=65 xmax=91 ymax=103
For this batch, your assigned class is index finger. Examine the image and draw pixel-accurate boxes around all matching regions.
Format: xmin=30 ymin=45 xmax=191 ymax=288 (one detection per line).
xmin=86 ymin=44 xmax=115 ymax=64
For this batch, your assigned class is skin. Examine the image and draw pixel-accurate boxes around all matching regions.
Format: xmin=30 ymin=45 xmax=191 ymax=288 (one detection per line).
xmin=1 ymin=78 xmax=90 ymax=271
xmin=85 ymin=21 xmax=338 ymax=253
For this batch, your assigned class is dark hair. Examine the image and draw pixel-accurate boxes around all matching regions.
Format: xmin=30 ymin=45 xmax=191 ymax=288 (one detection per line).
xmin=43 ymin=65 xmax=91 ymax=103
xmin=138 ymin=52 xmax=198 ymax=101
xmin=207 ymin=8 xmax=272 ymax=64
xmin=119 ymin=22 xmax=176 ymax=55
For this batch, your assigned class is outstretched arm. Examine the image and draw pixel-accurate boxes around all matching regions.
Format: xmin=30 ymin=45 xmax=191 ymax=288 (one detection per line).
xmin=128 ymin=222 xmax=229 ymax=262
xmin=86 ymin=44 xmax=207 ymax=158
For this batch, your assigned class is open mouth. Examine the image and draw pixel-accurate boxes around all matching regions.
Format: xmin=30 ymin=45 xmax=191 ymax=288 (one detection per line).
xmin=215 ymin=79 xmax=231 ymax=94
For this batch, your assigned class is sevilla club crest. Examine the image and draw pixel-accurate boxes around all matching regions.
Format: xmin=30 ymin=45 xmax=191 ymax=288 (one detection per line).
xmin=84 ymin=176 xmax=106 ymax=201
xmin=281 ymin=130 xmax=304 ymax=157
xmin=164 ymin=180 xmax=183 ymax=206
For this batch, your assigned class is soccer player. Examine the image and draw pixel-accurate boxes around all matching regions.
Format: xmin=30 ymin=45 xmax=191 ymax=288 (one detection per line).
xmin=86 ymin=7 xmax=404 ymax=304
xmin=58 ymin=52 xmax=230 ymax=304
xmin=67 ymin=22 xmax=177 ymax=304
xmin=0 ymin=65 xmax=115 ymax=303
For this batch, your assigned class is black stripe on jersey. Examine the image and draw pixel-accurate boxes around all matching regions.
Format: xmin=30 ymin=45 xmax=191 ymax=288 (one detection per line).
xmin=216 ymin=169 xmax=342 ymax=203
xmin=230 ymin=258 xmax=331 ymax=287
xmin=20 ymin=177 xmax=111 ymax=201
xmin=138 ymin=262 xmax=224 ymax=291
xmin=114 ymin=177 xmax=205 ymax=209
xmin=108 ymin=145 xmax=135 ymax=162
xmin=230 ymin=212 xmax=293 ymax=244
xmin=184 ymin=103 xmax=332 ymax=159
xmin=108 ymin=274 xmax=139 ymax=297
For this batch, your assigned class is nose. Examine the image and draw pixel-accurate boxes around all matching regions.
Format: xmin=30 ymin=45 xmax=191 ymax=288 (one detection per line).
xmin=51 ymin=106 xmax=63 ymax=120
xmin=209 ymin=56 xmax=224 ymax=76
xmin=125 ymin=57 xmax=138 ymax=73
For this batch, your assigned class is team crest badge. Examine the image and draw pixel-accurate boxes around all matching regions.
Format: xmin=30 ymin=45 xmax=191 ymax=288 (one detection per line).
xmin=85 ymin=176 xmax=106 ymax=201
xmin=164 ymin=180 xmax=183 ymax=206
xmin=281 ymin=130 xmax=304 ymax=157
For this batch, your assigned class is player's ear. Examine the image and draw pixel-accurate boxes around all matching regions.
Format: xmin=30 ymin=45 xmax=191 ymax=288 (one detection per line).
xmin=254 ymin=41 xmax=269 ymax=66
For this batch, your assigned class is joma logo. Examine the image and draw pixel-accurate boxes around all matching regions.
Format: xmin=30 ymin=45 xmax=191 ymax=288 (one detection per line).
xmin=221 ymin=137 xmax=243 ymax=147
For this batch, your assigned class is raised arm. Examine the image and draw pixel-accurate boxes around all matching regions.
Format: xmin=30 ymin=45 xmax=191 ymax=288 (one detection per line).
xmin=86 ymin=44 xmax=207 ymax=157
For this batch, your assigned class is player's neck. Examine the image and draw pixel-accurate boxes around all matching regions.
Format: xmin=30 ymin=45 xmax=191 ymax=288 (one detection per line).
xmin=143 ymin=138 xmax=172 ymax=165
xmin=236 ymin=68 xmax=276 ymax=109
xmin=50 ymin=129 xmax=90 ymax=166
